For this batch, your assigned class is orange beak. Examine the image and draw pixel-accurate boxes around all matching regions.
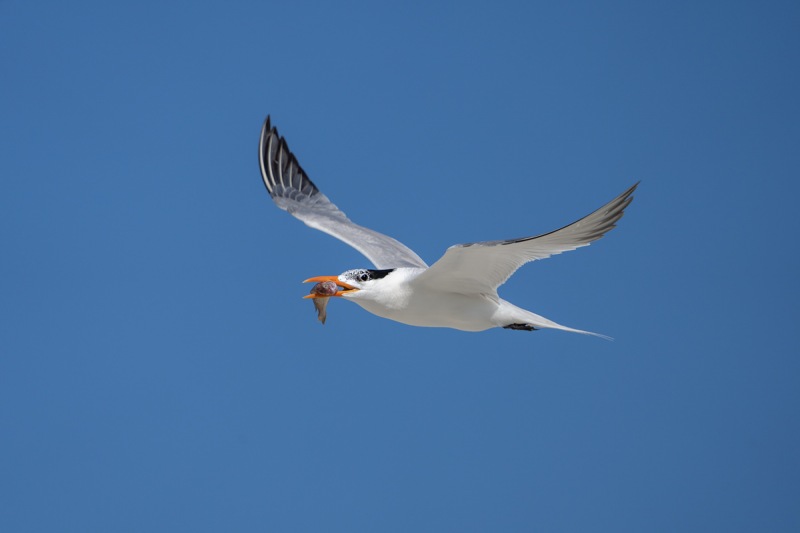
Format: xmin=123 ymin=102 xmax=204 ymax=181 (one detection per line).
xmin=302 ymin=276 xmax=360 ymax=299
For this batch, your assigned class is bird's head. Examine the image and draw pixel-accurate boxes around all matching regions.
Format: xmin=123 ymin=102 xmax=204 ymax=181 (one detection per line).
xmin=303 ymin=268 xmax=396 ymax=300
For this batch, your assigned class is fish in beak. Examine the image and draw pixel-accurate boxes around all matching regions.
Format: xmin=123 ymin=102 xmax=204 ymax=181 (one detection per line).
xmin=303 ymin=276 xmax=359 ymax=298
xmin=302 ymin=276 xmax=360 ymax=324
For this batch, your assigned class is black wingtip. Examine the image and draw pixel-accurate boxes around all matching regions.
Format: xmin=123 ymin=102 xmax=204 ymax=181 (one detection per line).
xmin=258 ymin=115 xmax=319 ymax=201
xmin=258 ymin=115 xmax=276 ymax=196
xmin=262 ymin=115 xmax=275 ymax=140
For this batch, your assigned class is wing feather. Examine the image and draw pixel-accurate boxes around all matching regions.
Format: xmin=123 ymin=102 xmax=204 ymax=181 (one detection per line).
xmin=414 ymin=183 xmax=638 ymax=294
xmin=258 ymin=116 xmax=427 ymax=269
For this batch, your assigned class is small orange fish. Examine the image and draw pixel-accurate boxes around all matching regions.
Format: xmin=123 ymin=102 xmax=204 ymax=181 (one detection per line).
xmin=308 ymin=281 xmax=338 ymax=324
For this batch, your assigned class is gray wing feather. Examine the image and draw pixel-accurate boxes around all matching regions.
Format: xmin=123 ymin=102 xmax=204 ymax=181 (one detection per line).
xmin=259 ymin=117 xmax=427 ymax=269
xmin=414 ymin=183 xmax=638 ymax=293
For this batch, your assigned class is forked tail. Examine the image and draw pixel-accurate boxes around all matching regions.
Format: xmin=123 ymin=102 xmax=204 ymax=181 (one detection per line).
xmin=496 ymin=301 xmax=613 ymax=340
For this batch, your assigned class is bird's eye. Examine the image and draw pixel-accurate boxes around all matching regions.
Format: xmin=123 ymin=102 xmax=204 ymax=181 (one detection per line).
xmin=359 ymin=273 xmax=369 ymax=282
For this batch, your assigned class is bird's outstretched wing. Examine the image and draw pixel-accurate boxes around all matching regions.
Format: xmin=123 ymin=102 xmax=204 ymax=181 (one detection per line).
xmin=258 ymin=116 xmax=427 ymax=269
xmin=414 ymin=183 xmax=638 ymax=294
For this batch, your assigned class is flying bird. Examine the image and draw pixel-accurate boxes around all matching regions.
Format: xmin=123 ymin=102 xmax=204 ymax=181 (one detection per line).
xmin=259 ymin=116 xmax=637 ymax=337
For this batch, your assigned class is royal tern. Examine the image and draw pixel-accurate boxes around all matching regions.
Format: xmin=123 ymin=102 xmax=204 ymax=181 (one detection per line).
xmin=259 ymin=116 xmax=637 ymax=337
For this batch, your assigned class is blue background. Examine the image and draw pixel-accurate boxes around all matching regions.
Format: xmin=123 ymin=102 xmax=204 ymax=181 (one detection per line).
xmin=2 ymin=1 xmax=799 ymax=531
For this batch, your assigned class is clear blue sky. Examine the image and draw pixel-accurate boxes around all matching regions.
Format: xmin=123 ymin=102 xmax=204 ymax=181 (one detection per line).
xmin=2 ymin=1 xmax=799 ymax=531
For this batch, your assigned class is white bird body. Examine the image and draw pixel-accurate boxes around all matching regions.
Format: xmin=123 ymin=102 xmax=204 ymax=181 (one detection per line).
xmin=346 ymin=268 xmax=497 ymax=331
xmin=259 ymin=116 xmax=636 ymax=337
xmin=342 ymin=268 xmax=602 ymax=336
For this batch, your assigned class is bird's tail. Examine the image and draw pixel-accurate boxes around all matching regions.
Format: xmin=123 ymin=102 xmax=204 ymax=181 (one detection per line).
xmin=497 ymin=301 xmax=612 ymax=340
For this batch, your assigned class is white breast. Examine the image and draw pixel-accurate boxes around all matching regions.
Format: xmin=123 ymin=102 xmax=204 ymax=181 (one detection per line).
xmin=345 ymin=268 xmax=501 ymax=331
